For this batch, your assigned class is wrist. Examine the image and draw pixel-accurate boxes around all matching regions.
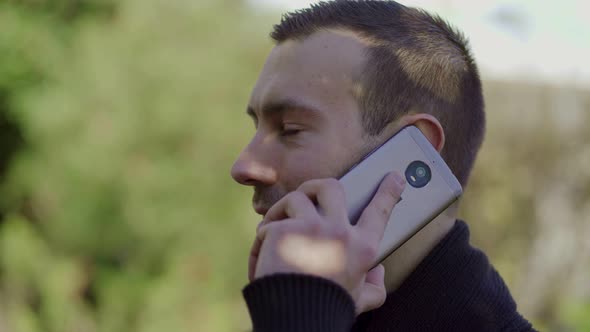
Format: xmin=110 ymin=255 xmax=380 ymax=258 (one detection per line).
xmin=243 ymin=273 xmax=355 ymax=331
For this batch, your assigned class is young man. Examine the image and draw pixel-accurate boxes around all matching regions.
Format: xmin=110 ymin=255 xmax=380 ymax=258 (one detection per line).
xmin=231 ymin=1 xmax=535 ymax=331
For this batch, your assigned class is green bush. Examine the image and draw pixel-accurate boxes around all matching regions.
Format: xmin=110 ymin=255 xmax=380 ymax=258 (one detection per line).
xmin=1 ymin=1 xmax=272 ymax=331
xmin=0 ymin=1 xmax=588 ymax=331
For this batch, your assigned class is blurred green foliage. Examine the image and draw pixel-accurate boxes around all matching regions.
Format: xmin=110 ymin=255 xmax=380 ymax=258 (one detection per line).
xmin=0 ymin=1 xmax=589 ymax=331
xmin=1 ymin=0 xmax=271 ymax=330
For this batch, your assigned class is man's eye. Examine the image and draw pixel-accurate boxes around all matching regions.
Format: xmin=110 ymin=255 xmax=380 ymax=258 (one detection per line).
xmin=280 ymin=129 xmax=302 ymax=136
xmin=280 ymin=125 xmax=303 ymax=137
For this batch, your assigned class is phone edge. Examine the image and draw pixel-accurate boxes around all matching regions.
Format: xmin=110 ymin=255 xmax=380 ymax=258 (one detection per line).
xmin=407 ymin=126 xmax=463 ymax=198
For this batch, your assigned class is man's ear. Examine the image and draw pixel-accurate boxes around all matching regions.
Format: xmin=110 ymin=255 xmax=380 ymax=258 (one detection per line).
xmin=397 ymin=114 xmax=445 ymax=152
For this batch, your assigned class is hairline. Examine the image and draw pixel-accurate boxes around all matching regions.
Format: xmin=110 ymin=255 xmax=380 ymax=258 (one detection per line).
xmin=272 ymin=27 xmax=397 ymax=136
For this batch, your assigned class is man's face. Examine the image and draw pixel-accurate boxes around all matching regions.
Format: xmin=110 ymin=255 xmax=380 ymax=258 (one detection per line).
xmin=231 ymin=30 xmax=373 ymax=216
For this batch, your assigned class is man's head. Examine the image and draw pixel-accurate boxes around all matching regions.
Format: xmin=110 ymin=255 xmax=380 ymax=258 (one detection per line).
xmin=231 ymin=1 xmax=485 ymax=216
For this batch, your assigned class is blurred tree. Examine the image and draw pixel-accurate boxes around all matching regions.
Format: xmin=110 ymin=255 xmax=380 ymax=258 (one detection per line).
xmin=5 ymin=0 xmax=115 ymax=21
xmin=460 ymin=81 xmax=590 ymax=331
xmin=0 ymin=1 xmax=588 ymax=331
xmin=1 ymin=0 xmax=272 ymax=331
xmin=0 ymin=0 xmax=116 ymax=215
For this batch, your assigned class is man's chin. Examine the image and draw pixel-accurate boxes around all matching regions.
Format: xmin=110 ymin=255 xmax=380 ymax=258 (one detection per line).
xmin=253 ymin=204 xmax=269 ymax=216
xmin=252 ymin=189 xmax=285 ymax=216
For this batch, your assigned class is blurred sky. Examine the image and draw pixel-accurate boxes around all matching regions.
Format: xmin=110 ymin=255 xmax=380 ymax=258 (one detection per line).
xmin=248 ymin=0 xmax=590 ymax=87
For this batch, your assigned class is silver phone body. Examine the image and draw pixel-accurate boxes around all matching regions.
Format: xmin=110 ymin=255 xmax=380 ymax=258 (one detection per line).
xmin=338 ymin=126 xmax=462 ymax=267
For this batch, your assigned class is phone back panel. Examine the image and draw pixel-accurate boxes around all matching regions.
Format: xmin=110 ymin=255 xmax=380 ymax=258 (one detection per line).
xmin=338 ymin=126 xmax=462 ymax=266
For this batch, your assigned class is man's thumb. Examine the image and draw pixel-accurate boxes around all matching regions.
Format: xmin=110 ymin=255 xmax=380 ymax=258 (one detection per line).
xmin=356 ymin=264 xmax=386 ymax=315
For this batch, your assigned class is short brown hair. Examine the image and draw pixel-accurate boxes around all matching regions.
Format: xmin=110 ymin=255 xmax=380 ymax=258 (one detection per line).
xmin=271 ymin=0 xmax=485 ymax=187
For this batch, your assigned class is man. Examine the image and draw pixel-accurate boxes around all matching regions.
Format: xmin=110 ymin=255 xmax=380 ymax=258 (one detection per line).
xmin=231 ymin=1 xmax=535 ymax=331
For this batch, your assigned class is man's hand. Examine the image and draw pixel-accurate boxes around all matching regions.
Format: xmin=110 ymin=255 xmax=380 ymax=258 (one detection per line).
xmin=248 ymin=172 xmax=406 ymax=315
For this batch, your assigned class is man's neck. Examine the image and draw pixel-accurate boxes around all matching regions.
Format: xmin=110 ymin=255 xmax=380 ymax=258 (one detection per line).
xmin=382 ymin=201 xmax=459 ymax=292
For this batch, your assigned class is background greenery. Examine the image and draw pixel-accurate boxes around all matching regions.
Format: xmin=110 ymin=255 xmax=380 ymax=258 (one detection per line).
xmin=0 ymin=0 xmax=588 ymax=331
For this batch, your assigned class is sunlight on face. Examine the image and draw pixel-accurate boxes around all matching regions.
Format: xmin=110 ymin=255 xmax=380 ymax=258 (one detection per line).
xmin=278 ymin=233 xmax=346 ymax=275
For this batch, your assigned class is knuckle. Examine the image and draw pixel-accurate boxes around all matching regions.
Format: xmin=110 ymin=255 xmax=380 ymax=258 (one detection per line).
xmin=273 ymin=222 xmax=301 ymax=239
xmin=270 ymin=222 xmax=285 ymax=235
xmin=290 ymin=190 xmax=307 ymax=202
xmin=326 ymin=178 xmax=344 ymax=194
xmin=324 ymin=177 xmax=340 ymax=188
xmin=384 ymin=184 xmax=401 ymax=201
xmin=332 ymin=225 xmax=351 ymax=243
xmin=369 ymin=197 xmax=391 ymax=220
xmin=359 ymin=244 xmax=378 ymax=262
xmin=305 ymin=218 xmax=322 ymax=233
xmin=379 ymin=205 xmax=391 ymax=219
xmin=298 ymin=178 xmax=320 ymax=191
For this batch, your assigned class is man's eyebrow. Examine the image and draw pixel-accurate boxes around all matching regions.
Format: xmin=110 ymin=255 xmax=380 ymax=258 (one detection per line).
xmin=246 ymin=99 xmax=323 ymax=118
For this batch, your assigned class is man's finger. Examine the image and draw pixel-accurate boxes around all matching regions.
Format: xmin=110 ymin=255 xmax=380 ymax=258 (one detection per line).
xmin=248 ymin=237 xmax=259 ymax=281
xmin=356 ymin=264 xmax=386 ymax=315
xmin=364 ymin=264 xmax=385 ymax=290
xmin=356 ymin=171 xmax=405 ymax=245
xmin=250 ymin=192 xmax=318 ymax=281
xmin=263 ymin=191 xmax=319 ymax=224
xmin=246 ymin=221 xmax=269 ymax=281
xmin=297 ymin=178 xmax=348 ymax=222
xmin=250 ymin=219 xmax=305 ymax=280
xmin=248 ymin=222 xmax=279 ymax=281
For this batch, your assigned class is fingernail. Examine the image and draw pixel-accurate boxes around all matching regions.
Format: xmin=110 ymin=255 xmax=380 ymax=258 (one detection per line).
xmin=392 ymin=172 xmax=406 ymax=187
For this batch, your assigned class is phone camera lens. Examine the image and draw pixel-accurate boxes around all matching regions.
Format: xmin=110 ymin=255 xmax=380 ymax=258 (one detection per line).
xmin=405 ymin=161 xmax=431 ymax=188
xmin=416 ymin=167 xmax=426 ymax=178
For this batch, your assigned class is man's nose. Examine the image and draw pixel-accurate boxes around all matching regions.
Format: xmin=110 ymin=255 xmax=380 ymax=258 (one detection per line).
xmin=230 ymin=143 xmax=278 ymax=186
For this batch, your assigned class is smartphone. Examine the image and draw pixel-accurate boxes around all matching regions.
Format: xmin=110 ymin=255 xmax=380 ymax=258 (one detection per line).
xmin=338 ymin=125 xmax=462 ymax=268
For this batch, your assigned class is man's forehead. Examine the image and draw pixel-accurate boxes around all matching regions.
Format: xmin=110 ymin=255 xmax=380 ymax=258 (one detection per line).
xmin=267 ymin=29 xmax=367 ymax=77
xmin=249 ymin=29 xmax=368 ymax=114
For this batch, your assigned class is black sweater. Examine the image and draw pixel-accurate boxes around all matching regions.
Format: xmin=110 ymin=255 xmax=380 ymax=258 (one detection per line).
xmin=243 ymin=220 xmax=535 ymax=331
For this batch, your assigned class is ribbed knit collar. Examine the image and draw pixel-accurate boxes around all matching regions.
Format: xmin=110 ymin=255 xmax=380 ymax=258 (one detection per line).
xmin=352 ymin=220 xmax=531 ymax=331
